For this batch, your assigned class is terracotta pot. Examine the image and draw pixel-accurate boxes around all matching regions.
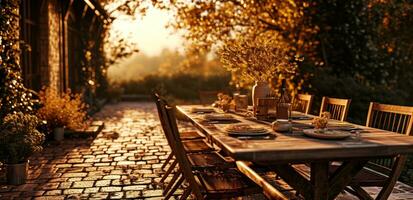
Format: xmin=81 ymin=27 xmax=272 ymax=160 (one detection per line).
xmin=6 ymin=160 xmax=29 ymax=185
xmin=252 ymin=81 xmax=271 ymax=108
xmin=54 ymin=127 xmax=64 ymax=141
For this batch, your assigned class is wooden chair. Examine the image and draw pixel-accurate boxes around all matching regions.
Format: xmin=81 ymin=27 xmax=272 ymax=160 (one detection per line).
xmin=199 ymin=90 xmax=219 ymax=105
xmin=162 ymin=104 xmax=262 ymax=199
xmin=153 ymin=93 xmax=209 ymax=170
xmin=153 ymin=94 xmax=234 ymax=199
xmin=342 ymin=102 xmax=413 ymax=200
xmin=153 ymin=95 xmax=211 ymax=188
xmin=320 ymin=97 xmax=351 ymax=121
xmin=292 ymin=94 xmax=314 ymax=114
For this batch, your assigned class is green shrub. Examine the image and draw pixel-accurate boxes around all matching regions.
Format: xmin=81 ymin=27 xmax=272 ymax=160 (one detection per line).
xmin=121 ymin=73 xmax=235 ymax=102
xmin=308 ymin=71 xmax=410 ymax=125
xmin=0 ymin=112 xmax=45 ymax=164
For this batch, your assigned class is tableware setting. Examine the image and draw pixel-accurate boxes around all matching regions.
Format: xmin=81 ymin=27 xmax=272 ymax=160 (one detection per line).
xmin=204 ymin=114 xmax=235 ymax=121
xmin=302 ymin=129 xmax=351 ymax=139
xmin=326 ymin=123 xmax=363 ymax=131
xmin=190 ymin=107 xmax=215 ymax=113
xmin=224 ymin=124 xmax=271 ymax=137
xmin=203 ymin=114 xmax=240 ymax=124
xmin=272 ymin=119 xmax=292 ymax=132
xmin=301 ymin=112 xmax=352 ymax=140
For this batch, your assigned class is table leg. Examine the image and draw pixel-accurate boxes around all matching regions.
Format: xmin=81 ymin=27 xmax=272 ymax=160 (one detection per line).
xmin=311 ymin=162 xmax=329 ymax=200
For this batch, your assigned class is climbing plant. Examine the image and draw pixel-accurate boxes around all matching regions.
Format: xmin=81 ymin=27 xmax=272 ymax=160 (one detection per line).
xmin=0 ymin=0 xmax=35 ymax=121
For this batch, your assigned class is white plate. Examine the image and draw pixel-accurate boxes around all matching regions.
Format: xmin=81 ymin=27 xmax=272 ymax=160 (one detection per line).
xmin=303 ymin=129 xmax=351 ymax=140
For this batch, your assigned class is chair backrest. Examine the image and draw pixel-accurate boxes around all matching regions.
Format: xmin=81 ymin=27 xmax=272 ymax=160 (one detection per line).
xmin=152 ymin=93 xmax=178 ymax=155
xmin=163 ymin=105 xmax=205 ymax=199
xmin=319 ymin=97 xmax=351 ymax=121
xmin=292 ymin=94 xmax=314 ymax=114
xmin=365 ymin=102 xmax=413 ymax=175
xmin=366 ymin=102 xmax=413 ymax=135
xmin=199 ymin=90 xmax=219 ymax=105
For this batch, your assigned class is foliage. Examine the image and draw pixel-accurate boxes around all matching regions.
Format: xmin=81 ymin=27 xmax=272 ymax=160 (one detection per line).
xmin=0 ymin=112 xmax=44 ymax=164
xmin=108 ymin=48 xmax=227 ymax=83
xmin=308 ymin=71 xmax=410 ymax=125
xmin=313 ymin=112 xmax=331 ymax=129
xmin=110 ymin=1 xmax=413 ymax=97
xmin=106 ymin=83 xmax=124 ymax=102
xmin=218 ymin=34 xmax=303 ymax=94
xmin=0 ymin=0 xmax=35 ymax=121
xmin=104 ymin=30 xmax=140 ymax=67
xmin=121 ymin=73 xmax=234 ymax=102
xmin=213 ymin=93 xmax=233 ymax=112
xmin=36 ymin=87 xmax=89 ymax=131
xmin=311 ymin=0 xmax=413 ymax=88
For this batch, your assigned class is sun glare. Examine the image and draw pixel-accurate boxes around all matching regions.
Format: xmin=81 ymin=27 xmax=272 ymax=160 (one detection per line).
xmin=108 ymin=7 xmax=184 ymax=56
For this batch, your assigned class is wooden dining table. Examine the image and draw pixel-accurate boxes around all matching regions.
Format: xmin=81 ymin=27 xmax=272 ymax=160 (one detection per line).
xmin=176 ymin=105 xmax=413 ymax=200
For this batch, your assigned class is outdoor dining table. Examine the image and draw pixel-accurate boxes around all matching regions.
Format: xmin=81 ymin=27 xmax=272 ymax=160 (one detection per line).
xmin=176 ymin=105 xmax=413 ymax=200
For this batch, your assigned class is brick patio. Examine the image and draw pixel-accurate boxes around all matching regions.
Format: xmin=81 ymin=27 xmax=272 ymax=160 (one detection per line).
xmin=1 ymin=102 xmax=413 ymax=199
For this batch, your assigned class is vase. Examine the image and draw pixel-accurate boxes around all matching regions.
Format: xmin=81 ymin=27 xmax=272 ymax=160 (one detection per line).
xmin=252 ymin=81 xmax=271 ymax=108
xmin=54 ymin=127 xmax=64 ymax=141
xmin=6 ymin=160 xmax=29 ymax=185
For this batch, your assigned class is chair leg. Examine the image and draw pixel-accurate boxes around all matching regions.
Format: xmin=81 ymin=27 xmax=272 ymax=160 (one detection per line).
xmin=375 ymin=156 xmax=407 ymax=200
xmin=160 ymin=159 xmax=178 ymax=184
xmin=162 ymin=152 xmax=174 ymax=170
xmin=165 ymin=175 xmax=185 ymax=200
xmin=349 ymin=185 xmax=374 ymax=200
xmin=179 ymin=187 xmax=192 ymax=200
xmin=163 ymin=169 xmax=182 ymax=195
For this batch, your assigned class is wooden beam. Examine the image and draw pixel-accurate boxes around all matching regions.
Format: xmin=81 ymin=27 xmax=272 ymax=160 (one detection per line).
xmin=272 ymin=164 xmax=313 ymax=199
xmin=81 ymin=3 xmax=89 ymax=19
xmin=311 ymin=162 xmax=329 ymax=200
xmin=64 ymin=0 xmax=74 ymax=20
xmin=349 ymin=185 xmax=374 ymax=200
xmin=236 ymin=161 xmax=289 ymax=200
xmin=328 ymin=160 xmax=368 ymax=200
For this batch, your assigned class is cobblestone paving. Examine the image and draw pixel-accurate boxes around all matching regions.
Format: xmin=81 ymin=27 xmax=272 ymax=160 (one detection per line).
xmin=0 ymin=102 xmax=412 ymax=199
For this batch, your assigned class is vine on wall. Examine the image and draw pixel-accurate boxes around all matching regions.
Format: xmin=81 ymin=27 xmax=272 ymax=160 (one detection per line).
xmin=0 ymin=0 xmax=35 ymax=121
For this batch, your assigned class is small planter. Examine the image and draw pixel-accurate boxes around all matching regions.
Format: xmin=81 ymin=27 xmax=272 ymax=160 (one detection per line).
xmin=6 ymin=160 xmax=29 ymax=185
xmin=54 ymin=127 xmax=64 ymax=141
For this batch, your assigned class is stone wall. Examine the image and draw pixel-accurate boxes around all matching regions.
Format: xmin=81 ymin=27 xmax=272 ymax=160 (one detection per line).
xmin=38 ymin=0 xmax=62 ymax=93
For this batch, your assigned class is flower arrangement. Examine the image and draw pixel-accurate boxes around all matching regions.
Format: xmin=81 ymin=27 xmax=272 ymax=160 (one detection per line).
xmin=213 ymin=93 xmax=233 ymax=112
xmin=36 ymin=87 xmax=89 ymax=131
xmin=0 ymin=112 xmax=44 ymax=164
xmin=313 ymin=112 xmax=331 ymax=130
xmin=217 ymin=34 xmax=298 ymax=83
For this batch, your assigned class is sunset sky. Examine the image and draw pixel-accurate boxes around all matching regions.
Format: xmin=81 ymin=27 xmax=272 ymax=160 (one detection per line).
xmin=108 ymin=7 xmax=184 ymax=56
xmin=106 ymin=6 xmax=185 ymax=81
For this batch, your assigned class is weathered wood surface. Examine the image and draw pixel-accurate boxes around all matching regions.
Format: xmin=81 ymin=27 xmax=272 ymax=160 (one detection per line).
xmin=177 ymin=105 xmax=413 ymax=164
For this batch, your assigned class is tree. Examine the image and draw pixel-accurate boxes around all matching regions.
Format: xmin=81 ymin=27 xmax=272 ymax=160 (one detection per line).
xmin=104 ymin=0 xmax=413 ymax=96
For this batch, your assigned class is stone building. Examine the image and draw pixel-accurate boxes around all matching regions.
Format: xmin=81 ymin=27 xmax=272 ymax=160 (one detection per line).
xmin=19 ymin=0 xmax=110 ymax=94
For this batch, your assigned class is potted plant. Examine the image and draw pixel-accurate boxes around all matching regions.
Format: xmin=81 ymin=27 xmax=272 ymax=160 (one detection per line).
xmin=0 ymin=112 xmax=45 ymax=185
xmin=36 ymin=87 xmax=88 ymax=141
xmin=218 ymin=35 xmax=298 ymax=107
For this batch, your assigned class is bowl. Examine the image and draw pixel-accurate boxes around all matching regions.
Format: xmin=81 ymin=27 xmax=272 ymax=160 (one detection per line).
xmin=272 ymin=119 xmax=291 ymax=132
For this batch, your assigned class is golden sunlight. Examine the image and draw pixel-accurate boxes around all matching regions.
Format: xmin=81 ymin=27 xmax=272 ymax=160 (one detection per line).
xmin=109 ymin=7 xmax=183 ymax=56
